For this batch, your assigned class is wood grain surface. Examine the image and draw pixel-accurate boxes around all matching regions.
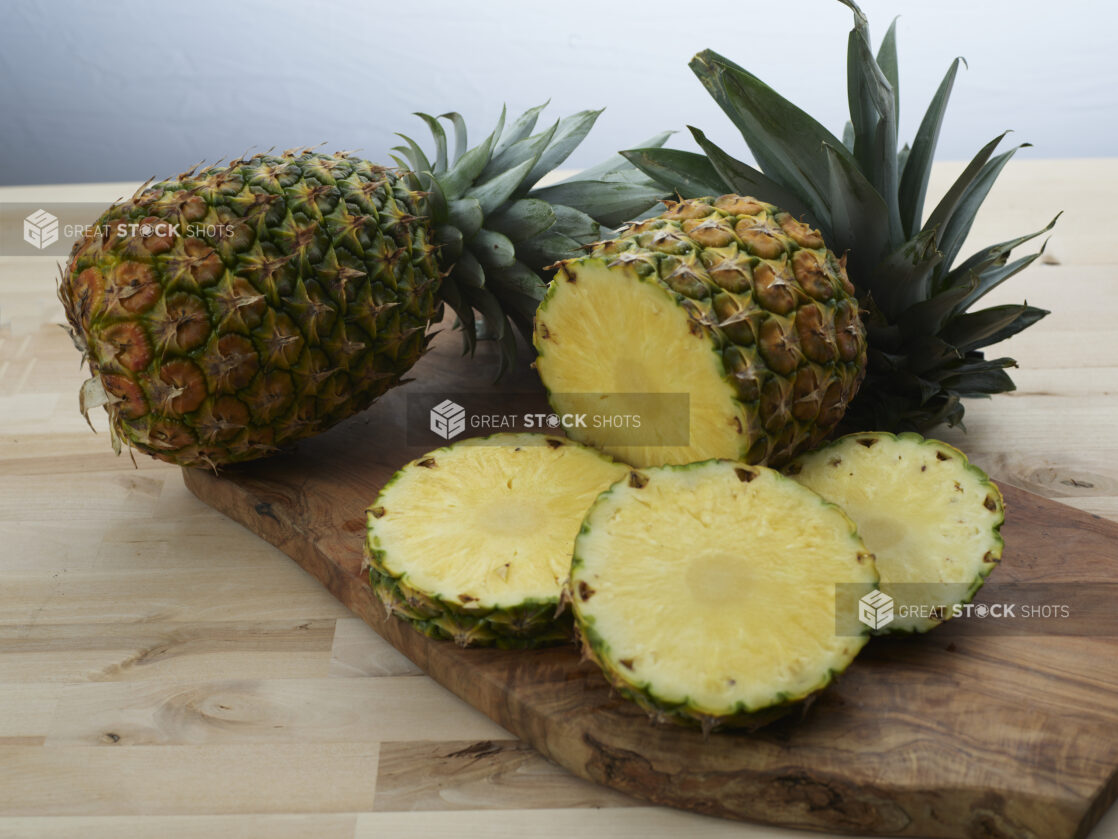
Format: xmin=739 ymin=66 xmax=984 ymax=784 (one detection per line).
xmin=3 ymin=160 xmax=1118 ymax=839
xmin=183 ymin=316 xmax=1118 ymax=838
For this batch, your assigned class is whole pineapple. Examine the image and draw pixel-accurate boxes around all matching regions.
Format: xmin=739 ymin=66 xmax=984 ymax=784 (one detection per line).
xmin=533 ymin=195 xmax=867 ymax=468
xmin=63 ymin=155 xmax=440 ymax=466
xmin=624 ymin=0 xmax=1055 ymax=434
xmin=60 ymin=107 xmax=667 ymax=468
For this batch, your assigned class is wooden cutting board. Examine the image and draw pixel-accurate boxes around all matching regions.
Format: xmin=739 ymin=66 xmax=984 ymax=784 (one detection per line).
xmin=183 ymin=330 xmax=1118 ymax=839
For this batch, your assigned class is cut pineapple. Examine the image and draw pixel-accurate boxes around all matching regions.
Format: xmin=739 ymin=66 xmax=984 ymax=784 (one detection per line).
xmin=569 ymin=460 xmax=877 ymax=731
xmin=364 ymin=433 xmax=628 ymax=648
xmin=533 ymin=196 xmax=867 ymax=469
xmin=786 ymin=432 xmax=1004 ymax=634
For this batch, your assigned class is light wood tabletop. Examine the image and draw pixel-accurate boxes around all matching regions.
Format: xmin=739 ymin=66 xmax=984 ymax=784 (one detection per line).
xmin=2 ymin=159 xmax=1117 ymax=839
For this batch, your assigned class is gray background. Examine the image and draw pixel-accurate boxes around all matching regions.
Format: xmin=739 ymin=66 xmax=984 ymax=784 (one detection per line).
xmin=2 ymin=0 xmax=1115 ymax=185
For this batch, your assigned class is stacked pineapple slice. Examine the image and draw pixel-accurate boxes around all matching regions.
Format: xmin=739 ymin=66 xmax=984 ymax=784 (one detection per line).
xmin=364 ymin=434 xmax=627 ymax=648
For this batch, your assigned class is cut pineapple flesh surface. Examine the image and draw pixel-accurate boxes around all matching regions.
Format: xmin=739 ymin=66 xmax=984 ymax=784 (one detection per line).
xmin=534 ymin=260 xmax=745 ymax=467
xmin=787 ymin=432 xmax=1004 ymax=633
xmin=365 ymin=434 xmax=628 ymax=645
xmin=570 ymin=461 xmax=876 ymax=725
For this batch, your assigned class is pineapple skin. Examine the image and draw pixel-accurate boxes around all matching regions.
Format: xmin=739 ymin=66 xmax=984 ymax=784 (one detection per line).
xmin=786 ymin=431 xmax=1005 ymax=634
xmin=535 ymin=196 xmax=867 ymax=468
xmin=568 ymin=460 xmax=876 ymax=732
xmin=60 ymin=151 xmax=440 ymax=469
xmin=364 ymin=434 xmax=628 ymax=649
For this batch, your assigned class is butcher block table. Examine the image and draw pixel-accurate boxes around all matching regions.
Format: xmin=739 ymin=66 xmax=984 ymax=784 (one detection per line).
xmin=1 ymin=159 xmax=1117 ymax=839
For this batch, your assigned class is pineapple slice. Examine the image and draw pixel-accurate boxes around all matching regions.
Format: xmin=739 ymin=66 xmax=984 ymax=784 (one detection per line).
xmin=364 ymin=434 xmax=628 ymax=648
xmin=786 ymin=432 xmax=1004 ymax=634
xmin=569 ymin=461 xmax=877 ymax=731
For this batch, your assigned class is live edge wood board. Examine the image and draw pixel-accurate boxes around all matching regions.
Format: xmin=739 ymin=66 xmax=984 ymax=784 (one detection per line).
xmin=183 ymin=331 xmax=1118 ymax=839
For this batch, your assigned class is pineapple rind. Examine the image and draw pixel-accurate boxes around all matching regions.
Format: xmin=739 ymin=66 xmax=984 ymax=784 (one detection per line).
xmin=786 ymin=431 xmax=1004 ymax=634
xmin=534 ymin=196 xmax=867 ymax=469
xmin=568 ymin=460 xmax=876 ymax=730
xmin=364 ymin=433 xmax=627 ymax=648
xmin=367 ymin=565 xmax=569 ymax=649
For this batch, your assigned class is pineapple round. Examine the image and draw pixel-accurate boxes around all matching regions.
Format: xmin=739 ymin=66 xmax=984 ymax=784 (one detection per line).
xmin=785 ymin=432 xmax=1004 ymax=634
xmin=59 ymin=106 xmax=668 ymax=468
xmin=569 ymin=460 xmax=877 ymax=731
xmin=364 ymin=433 xmax=628 ymax=648
xmin=533 ymin=196 xmax=867 ymax=469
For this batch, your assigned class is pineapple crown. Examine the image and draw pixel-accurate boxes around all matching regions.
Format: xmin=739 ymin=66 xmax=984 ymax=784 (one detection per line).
xmin=391 ymin=104 xmax=668 ymax=376
xmin=622 ymin=0 xmax=1058 ymax=433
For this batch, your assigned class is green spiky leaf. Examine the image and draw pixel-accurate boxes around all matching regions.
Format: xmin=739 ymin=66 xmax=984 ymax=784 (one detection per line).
xmin=448 ymin=198 xmax=483 ymax=239
xmin=899 ymin=58 xmax=963 ymax=238
xmin=485 ymin=199 xmax=556 ymax=242
xmin=461 ymin=285 xmax=515 ymax=378
xmin=438 ymin=108 xmax=504 ymax=198
xmin=897 ymin=276 xmax=977 ymax=337
xmin=470 ymin=228 xmax=516 ymax=270
xmin=441 ymin=112 xmax=468 ymax=163
xmin=550 ymin=204 xmax=601 ymax=242
xmin=934 ymin=144 xmax=1031 ymax=289
xmin=391 ymin=134 xmax=432 ymax=175
xmin=515 ymin=230 xmax=583 ymax=268
xmin=922 ymin=132 xmax=1006 ymax=245
xmin=876 ymin=17 xmax=901 ymax=120
xmin=943 ymin=304 xmax=1048 ymax=352
xmin=494 ymin=102 xmax=549 ymax=156
xmin=401 ymin=104 xmax=665 ymax=373
xmin=569 ymin=130 xmax=674 ymax=182
xmin=940 ymin=366 xmax=1017 ymax=397
xmin=690 ymin=49 xmax=852 ymax=225
xmin=414 ymin=113 xmax=448 ymax=173
xmin=453 ymin=249 xmax=486 ymax=288
xmin=689 ymin=127 xmax=823 ymax=228
xmin=419 ymin=171 xmax=448 ymax=226
xmin=871 ymin=227 xmax=942 ymax=318
xmin=845 ymin=19 xmax=903 ymax=245
xmin=522 ymin=109 xmax=605 ymax=192
xmin=487 ymin=260 xmax=547 ymax=302
xmin=823 ymin=141 xmax=891 ymax=277
xmin=530 ymin=180 xmax=665 ymax=229
xmin=433 ymin=224 xmax=463 ymax=261
xmin=654 ymin=3 xmax=1057 ymax=434
xmin=620 ymin=147 xmax=725 ymax=198
xmin=479 ymin=121 xmax=557 ymax=185
xmin=467 ymin=155 xmax=541 ymax=215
